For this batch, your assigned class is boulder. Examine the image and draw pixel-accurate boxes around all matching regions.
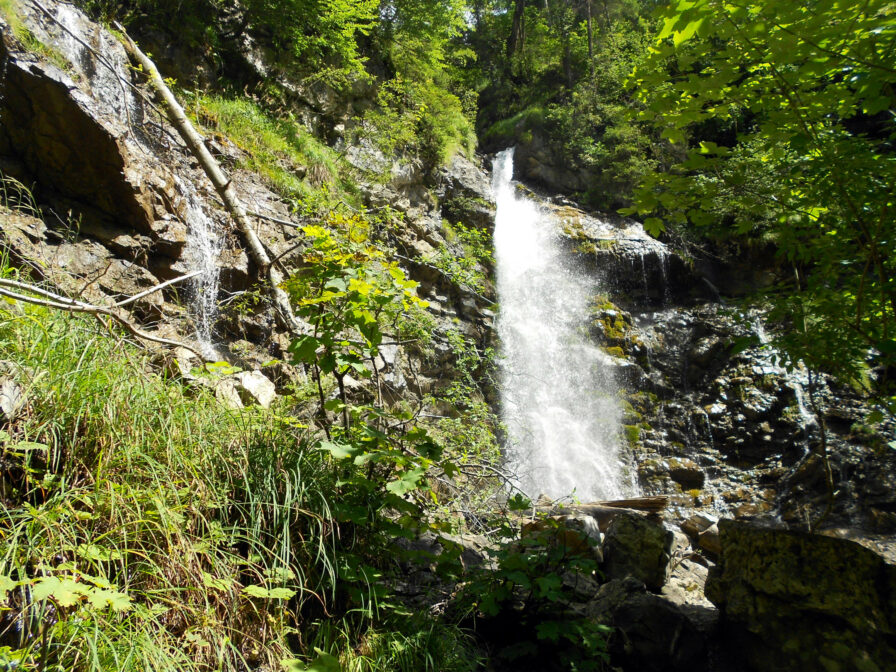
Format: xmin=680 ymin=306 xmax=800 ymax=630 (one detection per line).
xmin=705 ymin=519 xmax=896 ymax=672
xmin=233 ymin=371 xmax=277 ymax=408
xmin=585 ymin=577 xmax=710 ymax=672
xmin=601 ymin=512 xmax=673 ymax=591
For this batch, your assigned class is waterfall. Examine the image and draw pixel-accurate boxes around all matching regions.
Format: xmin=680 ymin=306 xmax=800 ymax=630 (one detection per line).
xmin=492 ymin=149 xmax=632 ymax=502
xmin=175 ymin=177 xmax=223 ymax=358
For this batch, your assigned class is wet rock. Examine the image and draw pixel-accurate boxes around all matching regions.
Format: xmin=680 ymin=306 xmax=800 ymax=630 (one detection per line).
xmin=697 ymin=523 xmax=722 ymax=556
xmin=601 ymin=512 xmax=673 ymax=591
xmin=705 ymin=519 xmax=896 ymax=672
xmin=662 ymin=557 xmax=714 ymax=609
xmin=437 ymin=153 xmax=495 ymax=232
xmin=668 ymin=457 xmax=705 ymax=489
xmin=681 ymin=512 xmax=718 ymax=538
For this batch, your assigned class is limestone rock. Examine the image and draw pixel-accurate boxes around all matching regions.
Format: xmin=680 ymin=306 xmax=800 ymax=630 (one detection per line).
xmin=705 ymin=519 xmax=896 ymax=672
xmin=601 ymin=512 xmax=673 ymax=591
xmin=233 ymin=371 xmax=277 ymax=408
xmin=214 ymin=379 xmax=243 ymax=410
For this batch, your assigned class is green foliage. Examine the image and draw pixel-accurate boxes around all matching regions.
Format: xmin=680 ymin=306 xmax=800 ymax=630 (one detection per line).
xmin=472 ymin=0 xmax=668 ymax=210
xmin=628 ymin=0 xmax=896 ymax=399
xmin=357 ymin=0 xmax=476 ymax=167
xmin=0 ymin=301 xmax=336 ymax=669
xmin=462 ymin=511 xmax=610 ymax=671
xmin=186 ymin=94 xmax=358 ymax=216
xmin=1 ymin=0 xmax=73 ymax=72
xmin=244 ymin=0 xmax=378 ymax=88
xmin=427 ymin=221 xmax=494 ymax=294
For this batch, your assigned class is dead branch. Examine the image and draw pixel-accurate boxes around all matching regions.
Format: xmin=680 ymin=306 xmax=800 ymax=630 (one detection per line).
xmin=0 ymin=274 xmax=205 ymax=358
xmin=116 ymin=25 xmax=307 ymax=338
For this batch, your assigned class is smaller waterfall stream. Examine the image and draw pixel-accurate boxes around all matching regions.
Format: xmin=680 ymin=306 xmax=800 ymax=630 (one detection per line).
xmin=493 ymin=149 xmax=632 ymax=502
xmin=175 ymin=177 xmax=223 ymax=357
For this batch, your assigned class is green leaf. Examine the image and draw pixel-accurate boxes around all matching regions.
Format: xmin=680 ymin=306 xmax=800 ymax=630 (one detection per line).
xmin=318 ymin=441 xmax=359 ymax=460
xmin=302 ymin=649 xmax=342 ymax=672
xmin=0 ymin=575 xmax=17 ymax=593
xmin=536 ymin=620 xmax=562 ymax=642
xmin=289 ymin=335 xmax=320 ymax=363
xmin=31 ymin=577 xmax=86 ymax=607
xmin=643 ymin=218 xmax=666 ymax=237
xmin=242 ymin=585 xmax=297 ymax=600
xmin=86 ymin=588 xmax=132 ymax=612
xmin=386 ymin=466 xmax=426 ymax=495
xmin=202 ymin=572 xmax=233 ymax=592
xmin=77 ymin=543 xmax=122 ymax=562
xmin=674 ymin=17 xmax=705 ymax=46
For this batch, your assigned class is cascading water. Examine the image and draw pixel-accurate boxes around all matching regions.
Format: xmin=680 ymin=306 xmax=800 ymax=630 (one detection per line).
xmin=492 ymin=149 xmax=632 ymax=502
xmin=175 ymin=177 xmax=223 ymax=357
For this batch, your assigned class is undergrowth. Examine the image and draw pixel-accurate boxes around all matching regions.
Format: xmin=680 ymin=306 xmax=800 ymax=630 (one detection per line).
xmin=0 ymin=268 xmax=478 ymax=670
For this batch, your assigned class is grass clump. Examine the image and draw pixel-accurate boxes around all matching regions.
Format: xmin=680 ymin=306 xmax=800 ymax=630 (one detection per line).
xmin=186 ymin=94 xmax=359 ymax=216
xmin=0 ymin=297 xmax=333 ymax=669
xmin=0 ymin=257 xmax=482 ymax=670
xmin=0 ymin=0 xmax=73 ymax=73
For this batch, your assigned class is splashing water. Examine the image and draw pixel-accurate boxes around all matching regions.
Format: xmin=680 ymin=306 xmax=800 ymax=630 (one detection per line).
xmin=492 ymin=149 xmax=632 ymax=502
xmin=175 ymin=177 xmax=222 ymax=357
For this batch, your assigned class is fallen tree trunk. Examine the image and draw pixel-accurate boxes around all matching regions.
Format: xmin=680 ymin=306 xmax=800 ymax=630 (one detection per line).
xmin=531 ymin=496 xmax=668 ymax=531
xmin=116 ymin=26 xmax=306 ymax=337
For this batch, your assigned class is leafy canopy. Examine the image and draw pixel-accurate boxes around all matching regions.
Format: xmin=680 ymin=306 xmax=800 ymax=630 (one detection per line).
xmin=627 ymin=0 xmax=896 ymax=395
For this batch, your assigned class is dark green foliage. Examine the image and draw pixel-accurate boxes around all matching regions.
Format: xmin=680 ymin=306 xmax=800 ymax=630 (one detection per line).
xmin=462 ymin=509 xmax=610 ymax=671
xmin=626 ymin=0 xmax=896 ymax=407
xmin=472 ymin=0 xmax=671 ymax=210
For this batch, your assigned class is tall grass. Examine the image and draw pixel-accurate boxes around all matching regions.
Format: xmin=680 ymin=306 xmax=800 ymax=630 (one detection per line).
xmin=0 ymin=297 xmax=334 ymax=670
xmin=186 ymin=94 xmax=360 ymax=216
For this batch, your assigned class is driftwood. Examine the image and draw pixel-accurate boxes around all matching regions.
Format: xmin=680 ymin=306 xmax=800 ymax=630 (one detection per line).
xmin=116 ymin=26 xmax=306 ymax=338
xmin=0 ymin=272 xmax=206 ymax=358
xmin=531 ymin=495 xmax=669 ymax=532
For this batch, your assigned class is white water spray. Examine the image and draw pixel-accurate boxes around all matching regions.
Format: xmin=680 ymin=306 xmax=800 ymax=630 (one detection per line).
xmin=176 ymin=177 xmax=223 ymax=357
xmin=492 ymin=149 xmax=632 ymax=502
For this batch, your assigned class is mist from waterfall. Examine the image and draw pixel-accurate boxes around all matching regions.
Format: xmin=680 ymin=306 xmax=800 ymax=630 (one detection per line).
xmin=492 ymin=149 xmax=631 ymax=502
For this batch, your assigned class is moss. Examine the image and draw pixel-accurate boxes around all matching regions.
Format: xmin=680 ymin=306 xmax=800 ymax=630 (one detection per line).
xmin=624 ymin=424 xmax=641 ymax=443
xmin=1 ymin=0 xmax=74 ymax=74
xmin=605 ymin=346 xmax=625 ymax=358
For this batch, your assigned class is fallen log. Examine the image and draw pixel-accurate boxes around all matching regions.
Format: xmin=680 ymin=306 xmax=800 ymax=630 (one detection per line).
xmin=116 ymin=25 xmax=306 ymax=338
xmin=531 ymin=496 xmax=669 ymax=532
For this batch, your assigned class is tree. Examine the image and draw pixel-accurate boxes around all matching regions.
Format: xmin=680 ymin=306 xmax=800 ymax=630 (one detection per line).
xmin=627 ymin=0 xmax=896 ymax=401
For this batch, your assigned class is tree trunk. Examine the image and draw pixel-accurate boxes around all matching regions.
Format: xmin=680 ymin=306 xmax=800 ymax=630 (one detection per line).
xmin=507 ymin=0 xmax=526 ymax=57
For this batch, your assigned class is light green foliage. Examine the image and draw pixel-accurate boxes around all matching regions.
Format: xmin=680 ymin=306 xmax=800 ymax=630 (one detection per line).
xmin=357 ymin=0 xmax=476 ymax=167
xmin=628 ymin=0 xmax=896 ymax=402
xmin=244 ymin=0 xmax=378 ymax=88
xmin=186 ymin=94 xmax=358 ymax=215
xmin=0 ymin=300 xmax=334 ymax=669
xmin=0 ymin=0 xmax=73 ymax=71
xmin=428 ymin=221 xmax=494 ymax=294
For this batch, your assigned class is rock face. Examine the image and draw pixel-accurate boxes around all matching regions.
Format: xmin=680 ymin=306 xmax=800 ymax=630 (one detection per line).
xmin=586 ymin=578 xmax=710 ymax=672
xmin=601 ymin=512 xmax=672 ymax=591
xmin=705 ymin=519 xmax=896 ymax=672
